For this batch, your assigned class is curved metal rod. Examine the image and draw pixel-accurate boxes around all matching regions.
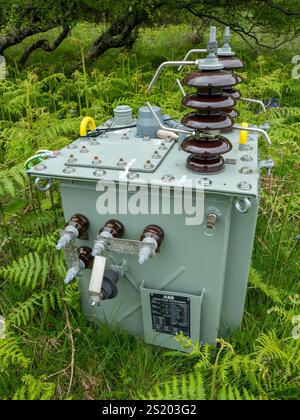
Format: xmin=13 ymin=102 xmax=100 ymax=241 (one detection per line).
xmin=176 ymin=79 xmax=186 ymax=97
xmin=146 ymin=102 xmax=194 ymax=135
xmin=147 ymin=61 xmax=196 ymax=92
xmin=178 ymin=49 xmax=207 ymax=71
xmin=239 ymin=97 xmax=267 ymax=113
xmin=233 ymin=125 xmax=272 ymax=145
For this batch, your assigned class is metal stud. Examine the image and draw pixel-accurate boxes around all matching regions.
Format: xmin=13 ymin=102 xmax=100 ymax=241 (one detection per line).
xmin=117 ymin=158 xmax=127 ymax=167
xmin=159 ymin=142 xmax=167 ymax=151
xmin=68 ymin=154 xmax=77 ymax=164
xmin=80 ymin=145 xmax=89 ymax=153
xmin=144 ymin=160 xmax=154 ymax=169
xmin=92 ymin=156 xmax=102 ymax=165
xmin=152 ymin=151 xmax=161 ymax=159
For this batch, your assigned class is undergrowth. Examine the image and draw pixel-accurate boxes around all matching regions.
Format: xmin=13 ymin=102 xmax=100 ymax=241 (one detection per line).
xmin=0 ymin=25 xmax=299 ymax=400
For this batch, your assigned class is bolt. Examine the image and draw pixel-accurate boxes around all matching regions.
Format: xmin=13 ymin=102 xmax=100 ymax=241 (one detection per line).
xmin=159 ymin=142 xmax=167 ymax=151
xmin=117 ymin=158 xmax=127 ymax=167
xmin=93 ymin=169 xmax=107 ymax=178
xmin=144 ymin=160 xmax=154 ymax=169
xmin=152 ymin=151 xmax=161 ymax=159
xmin=143 ymin=135 xmax=150 ymax=142
xmin=80 ymin=145 xmax=89 ymax=153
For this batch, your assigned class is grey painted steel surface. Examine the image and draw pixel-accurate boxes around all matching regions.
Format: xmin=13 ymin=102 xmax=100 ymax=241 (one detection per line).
xmin=27 ymin=112 xmax=261 ymax=351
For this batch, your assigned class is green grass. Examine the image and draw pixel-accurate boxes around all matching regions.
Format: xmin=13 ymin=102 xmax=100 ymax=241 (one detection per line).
xmin=0 ymin=24 xmax=300 ymax=400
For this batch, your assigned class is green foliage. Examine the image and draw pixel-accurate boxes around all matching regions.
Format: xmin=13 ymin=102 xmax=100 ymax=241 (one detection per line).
xmin=12 ymin=375 xmax=56 ymax=400
xmin=0 ymin=25 xmax=299 ymax=400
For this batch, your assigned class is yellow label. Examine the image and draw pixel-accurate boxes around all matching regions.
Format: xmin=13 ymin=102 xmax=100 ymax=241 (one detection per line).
xmin=240 ymin=122 xmax=249 ymax=145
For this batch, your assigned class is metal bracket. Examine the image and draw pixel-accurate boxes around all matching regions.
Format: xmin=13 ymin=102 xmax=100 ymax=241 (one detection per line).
xmin=234 ymin=197 xmax=252 ymax=214
xmin=93 ymin=237 xmax=156 ymax=257
xmin=63 ymin=239 xmax=80 ymax=272
xmin=35 ymin=177 xmax=53 ymax=191
xmin=259 ymin=158 xmax=275 ymax=176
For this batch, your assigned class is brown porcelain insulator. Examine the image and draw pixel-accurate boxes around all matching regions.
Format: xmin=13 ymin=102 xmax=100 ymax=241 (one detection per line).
xmin=186 ymin=154 xmax=225 ymax=174
xmin=222 ymin=108 xmax=240 ymax=119
xmin=140 ymin=225 xmax=164 ymax=250
xmin=78 ymin=247 xmax=94 ymax=269
xmin=182 ymin=112 xmax=234 ymax=131
xmin=223 ymin=88 xmax=242 ymax=100
xmin=182 ymin=135 xmax=232 ymax=156
xmin=67 ymin=214 xmax=89 ymax=237
xmin=218 ymin=55 xmax=244 ymax=71
xmin=182 ymin=94 xmax=236 ymax=111
xmin=183 ymin=70 xmax=238 ymax=89
xmin=99 ymin=219 xmax=125 ymax=238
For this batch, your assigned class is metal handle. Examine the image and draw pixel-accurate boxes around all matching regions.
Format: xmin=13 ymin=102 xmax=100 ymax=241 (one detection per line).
xmin=34 ymin=177 xmax=53 ymax=191
xmin=239 ymin=98 xmax=267 ymax=113
xmin=146 ymin=102 xmax=194 ymax=136
xmin=233 ymin=125 xmax=272 ymax=145
xmin=147 ymin=61 xmax=196 ymax=92
xmin=234 ymin=197 xmax=252 ymax=214
xmin=178 ymin=49 xmax=207 ymax=71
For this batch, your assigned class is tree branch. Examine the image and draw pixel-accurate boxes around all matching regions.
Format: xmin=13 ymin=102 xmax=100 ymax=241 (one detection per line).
xmin=18 ymin=25 xmax=70 ymax=66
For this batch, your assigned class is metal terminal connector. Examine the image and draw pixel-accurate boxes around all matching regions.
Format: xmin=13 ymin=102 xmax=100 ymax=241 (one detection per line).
xmin=260 ymin=158 xmax=275 ymax=176
xmin=92 ymin=231 xmax=113 ymax=257
xmin=89 ymin=256 xmax=106 ymax=306
xmin=56 ymin=225 xmax=79 ymax=250
xmin=206 ymin=213 xmax=218 ymax=231
xmin=138 ymin=237 xmax=158 ymax=265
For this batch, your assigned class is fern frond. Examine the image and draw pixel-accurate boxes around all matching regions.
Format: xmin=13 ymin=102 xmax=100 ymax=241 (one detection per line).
xmin=9 ymin=288 xmax=62 ymax=327
xmin=12 ymin=375 xmax=56 ymax=400
xmin=0 ymin=333 xmax=30 ymax=370
xmin=0 ymin=252 xmax=49 ymax=290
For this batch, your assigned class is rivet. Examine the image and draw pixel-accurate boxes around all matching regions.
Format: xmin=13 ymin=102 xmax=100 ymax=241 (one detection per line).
xmin=239 ymin=167 xmax=253 ymax=175
xmin=240 ymin=155 xmax=253 ymax=162
xmin=161 ymin=174 xmax=175 ymax=183
xmin=35 ymin=163 xmax=47 ymax=171
xmin=121 ymin=133 xmax=129 ymax=140
xmin=238 ymin=181 xmax=252 ymax=191
xmin=63 ymin=167 xmax=76 ymax=174
xmin=198 ymin=177 xmax=212 ymax=187
xmin=127 ymin=172 xmax=139 ymax=180
xmin=93 ymin=169 xmax=107 ymax=178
